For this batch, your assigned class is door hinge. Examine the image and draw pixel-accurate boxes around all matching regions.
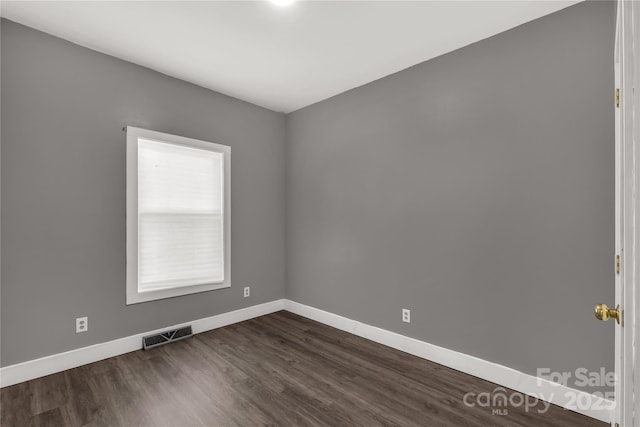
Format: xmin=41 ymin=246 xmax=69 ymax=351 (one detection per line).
xmin=616 ymin=255 xmax=621 ymax=274
xmin=616 ymin=88 xmax=620 ymax=108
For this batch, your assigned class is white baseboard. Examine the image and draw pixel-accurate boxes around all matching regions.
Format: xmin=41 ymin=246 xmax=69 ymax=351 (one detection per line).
xmin=0 ymin=297 xmax=614 ymax=424
xmin=284 ymin=300 xmax=614 ymax=424
xmin=0 ymin=299 xmax=285 ymax=388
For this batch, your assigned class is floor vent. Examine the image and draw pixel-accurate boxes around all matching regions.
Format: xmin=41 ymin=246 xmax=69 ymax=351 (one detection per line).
xmin=143 ymin=326 xmax=193 ymax=350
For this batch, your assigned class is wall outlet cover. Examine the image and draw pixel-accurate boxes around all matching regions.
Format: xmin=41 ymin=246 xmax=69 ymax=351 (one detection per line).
xmin=76 ymin=317 xmax=88 ymax=333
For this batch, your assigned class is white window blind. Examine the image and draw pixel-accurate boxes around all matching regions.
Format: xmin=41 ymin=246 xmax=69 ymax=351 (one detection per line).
xmin=138 ymin=139 xmax=224 ymax=291
xmin=126 ymin=126 xmax=230 ymax=305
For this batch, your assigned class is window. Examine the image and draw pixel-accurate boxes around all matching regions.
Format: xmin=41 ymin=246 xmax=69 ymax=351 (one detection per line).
xmin=126 ymin=126 xmax=230 ymax=304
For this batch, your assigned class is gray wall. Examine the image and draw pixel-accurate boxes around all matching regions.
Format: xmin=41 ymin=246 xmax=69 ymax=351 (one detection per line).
xmin=1 ymin=20 xmax=286 ymax=366
xmin=286 ymin=0 xmax=615 ymax=387
xmin=1 ymin=0 xmax=616 ymax=392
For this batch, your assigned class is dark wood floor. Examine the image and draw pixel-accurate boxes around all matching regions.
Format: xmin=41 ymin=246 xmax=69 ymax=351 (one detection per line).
xmin=1 ymin=311 xmax=603 ymax=426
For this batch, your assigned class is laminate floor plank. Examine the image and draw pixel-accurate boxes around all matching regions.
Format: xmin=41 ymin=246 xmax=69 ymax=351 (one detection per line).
xmin=233 ymin=318 xmax=420 ymax=426
xmin=1 ymin=311 xmax=605 ymax=426
xmin=254 ymin=315 xmax=509 ymax=427
xmin=256 ymin=315 xmax=498 ymax=424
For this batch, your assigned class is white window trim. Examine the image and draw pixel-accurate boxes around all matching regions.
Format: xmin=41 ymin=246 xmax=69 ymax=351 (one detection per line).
xmin=126 ymin=126 xmax=231 ymax=305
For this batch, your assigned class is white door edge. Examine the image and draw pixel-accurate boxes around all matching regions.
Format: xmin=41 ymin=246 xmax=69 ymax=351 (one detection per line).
xmin=614 ymin=1 xmax=638 ymax=425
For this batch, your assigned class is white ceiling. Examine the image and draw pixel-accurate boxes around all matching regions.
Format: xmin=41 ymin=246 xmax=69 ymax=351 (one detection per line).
xmin=1 ymin=1 xmax=580 ymax=113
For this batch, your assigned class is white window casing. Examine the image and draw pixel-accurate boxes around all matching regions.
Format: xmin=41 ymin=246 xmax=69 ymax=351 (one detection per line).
xmin=126 ymin=126 xmax=231 ymax=304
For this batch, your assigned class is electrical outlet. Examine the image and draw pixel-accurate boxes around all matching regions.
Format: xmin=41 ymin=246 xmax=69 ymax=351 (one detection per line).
xmin=243 ymin=286 xmax=250 ymax=298
xmin=76 ymin=317 xmax=88 ymax=333
xmin=402 ymin=309 xmax=410 ymax=323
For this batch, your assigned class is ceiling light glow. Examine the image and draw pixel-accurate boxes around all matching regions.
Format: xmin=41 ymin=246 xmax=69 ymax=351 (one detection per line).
xmin=269 ymin=0 xmax=296 ymax=6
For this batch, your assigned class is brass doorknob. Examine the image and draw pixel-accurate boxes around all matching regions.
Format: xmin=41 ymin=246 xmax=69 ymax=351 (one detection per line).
xmin=594 ymin=303 xmax=621 ymax=324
